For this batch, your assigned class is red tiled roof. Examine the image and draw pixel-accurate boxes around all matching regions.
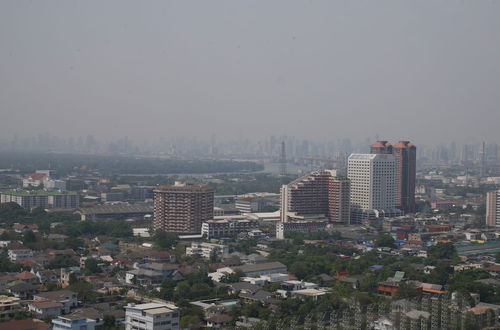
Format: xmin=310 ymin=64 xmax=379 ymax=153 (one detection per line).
xmin=393 ymin=141 xmax=411 ymax=149
xmin=15 ymin=271 xmax=37 ymax=280
xmin=0 ymin=319 xmax=51 ymax=330
xmin=29 ymin=300 xmax=63 ymax=309
xmin=371 ymin=141 xmax=391 ymax=148
xmin=24 ymin=173 xmax=47 ymax=180
xmin=488 ymin=265 xmax=500 ymax=272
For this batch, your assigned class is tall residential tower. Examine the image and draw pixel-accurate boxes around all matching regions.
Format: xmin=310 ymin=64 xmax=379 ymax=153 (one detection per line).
xmin=153 ymin=182 xmax=214 ymax=234
xmin=348 ymin=153 xmax=400 ymax=223
xmin=371 ymin=140 xmax=416 ymax=213
xmin=280 ymin=170 xmax=350 ymax=224
xmin=486 ymin=190 xmax=500 ymax=227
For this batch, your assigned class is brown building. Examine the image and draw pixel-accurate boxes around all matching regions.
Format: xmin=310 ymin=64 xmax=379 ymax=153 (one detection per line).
xmin=280 ymin=170 xmax=350 ymax=223
xmin=371 ymin=140 xmax=416 ymax=213
xmin=153 ymin=182 xmax=214 ymax=234
xmin=486 ymin=190 xmax=500 ymax=227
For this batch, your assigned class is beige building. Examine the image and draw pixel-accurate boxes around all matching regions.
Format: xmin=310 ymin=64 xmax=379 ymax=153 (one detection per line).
xmin=153 ymin=182 xmax=214 ymax=234
xmin=280 ymin=170 xmax=350 ymax=224
xmin=0 ymin=295 xmax=22 ymax=321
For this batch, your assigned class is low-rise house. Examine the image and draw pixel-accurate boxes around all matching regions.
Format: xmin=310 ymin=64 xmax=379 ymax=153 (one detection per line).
xmin=208 ymin=267 xmax=235 ymax=283
xmin=291 ymin=288 xmax=327 ymax=301
xmin=52 ymin=315 xmax=97 ymax=330
xmin=186 ymin=242 xmax=229 ymax=260
xmin=0 ymin=295 xmax=22 ymax=321
xmin=67 ymin=308 xmax=103 ymax=326
xmin=13 ymin=223 xmax=39 ymax=233
xmin=8 ymin=247 xmax=33 ymax=261
xmin=276 ymin=280 xmax=318 ymax=298
xmin=15 ymin=271 xmax=39 ymax=285
xmin=28 ymin=300 xmax=63 ymax=319
xmin=0 ymin=273 xmax=17 ymax=290
xmin=34 ymin=269 xmax=60 ymax=284
xmin=234 ymin=262 xmax=287 ymax=277
xmin=125 ymin=263 xmax=183 ymax=286
xmin=60 ymin=267 xmax=81 ymax=287
xmin=239 ymin=290 xmax=277 ymax=305
xmin=7 ymin=280 xmax=37 ymax=299
xmin=226 ymin=282 xmax=261 ymax=295
xmin=241 ymin=273 xmax=289 ymax=285
xmin=33 ymin=290 xmax=77 ymax=313
xmin=206 ymin=314 xmax=232 ymax=328
xmin=0 ymin=319 xmax=51 ymax=330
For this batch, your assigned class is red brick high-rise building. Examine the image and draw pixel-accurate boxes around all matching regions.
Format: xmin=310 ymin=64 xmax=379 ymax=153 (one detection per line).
xmin=280 ymin=170 xmax=351 ymax=224
xmin=153 ymin=182 xmax=214 ymax=234
xmin=371 ymin=140 xmax=416 ymax=214
xmin=370 ymin=141 xmax=393 ymax=155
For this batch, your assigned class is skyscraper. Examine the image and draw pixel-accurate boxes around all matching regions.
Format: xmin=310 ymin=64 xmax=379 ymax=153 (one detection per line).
xmin=280 ymin=170 xmax=350 ymax=224
xmin=371 ymin=140 xmax=416 ymax=213
xmin=153 ymin=182 xmax=214 ymax=234
xmin=486 ymin=190 xmax=500 ymax=227
xmin=348 ymin=153 xmax=396 ymax=210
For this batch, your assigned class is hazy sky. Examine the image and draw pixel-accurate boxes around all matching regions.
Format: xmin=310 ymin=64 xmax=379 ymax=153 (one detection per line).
xmin=1 ymin=1 xmax=499 ymax=145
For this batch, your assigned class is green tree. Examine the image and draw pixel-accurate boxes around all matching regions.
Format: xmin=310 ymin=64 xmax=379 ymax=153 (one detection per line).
xmin=154 ymin=231 xmax=178 ymax=249
xmin=22 ymin=229 xmax=37 ymax=243
xmin=427 ymin=242 xmax=457 ymax=260
xmin=376 ymin=234 xmax=396 ymax=248
xmin=84 ymin=258 xmax=102 ymax=275
xmin=46 ymin=255 xmax=79 ymax=269
xmin=103 ymin=315 xmax=116 ymax=328
xmin=395 ymin=282 xmax=420 ymax=299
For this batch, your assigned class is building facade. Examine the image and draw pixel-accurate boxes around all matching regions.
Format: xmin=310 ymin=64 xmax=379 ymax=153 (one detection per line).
xmin=371 ymin=141 xmax=416 ymax=213
xmin=52 ymin=316 xmax=96 ymax=330
xmin=0 ymin=295 xmax=21 ymax=321
xmin=125 ymin=302 xmax=180 ymax=330
xmin=0 ymin=191 xmax=79 ymax=209
xmin=348 ymin=153 xmax=399 ymax=223
xmin=486 ymin=190 xmax=500 ymax=227
xmin=280 ymin=170 xmax=350 ymax=223
xmin=153 ymin=182 xmax=214 ymax=234
xmin=201 ymin=218 xmax=259 ymax=239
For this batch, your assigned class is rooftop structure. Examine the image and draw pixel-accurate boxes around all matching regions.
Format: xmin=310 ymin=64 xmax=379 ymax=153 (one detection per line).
xmin=125 ymin=302 xmax=179 ymax=330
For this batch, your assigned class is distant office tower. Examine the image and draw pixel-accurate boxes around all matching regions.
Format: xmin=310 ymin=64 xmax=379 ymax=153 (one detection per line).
xmin=371 ymin=140 xmax=416 ymax=213
xmin=486 ymin=190 xmax=500 ymax=227
xmin=348 ymin=153 xmax=399 ymax=223
xmin=153 ymin=182 xmax=214 ymax=234
xmin=280 ymin=170 xmax=350 ymax=223
xmin=480 ymin=141 xmax=486 ymax=178
xmin=279 ymin=141 xmax=287 ymax=176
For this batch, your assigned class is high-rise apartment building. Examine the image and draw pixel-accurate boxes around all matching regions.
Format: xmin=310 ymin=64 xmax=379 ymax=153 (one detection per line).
xmin=348 ymin=154 xmax=398 ymax=223
xmin=0 ymin=191 xmax=79 ymax=209
xmin=153 ymin=182 xmax=214 ymax=234
xmin=280 ymin=170 xmax=350 ymax=224
xmin=371 ymin=140 xmax=416 ymax=213
xmin=486 ymin=190 xmax=500 ymax=227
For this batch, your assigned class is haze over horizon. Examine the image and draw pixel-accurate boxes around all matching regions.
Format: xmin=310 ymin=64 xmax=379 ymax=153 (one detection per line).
xmin=1 ymin=1 xmax=500 ymax=146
